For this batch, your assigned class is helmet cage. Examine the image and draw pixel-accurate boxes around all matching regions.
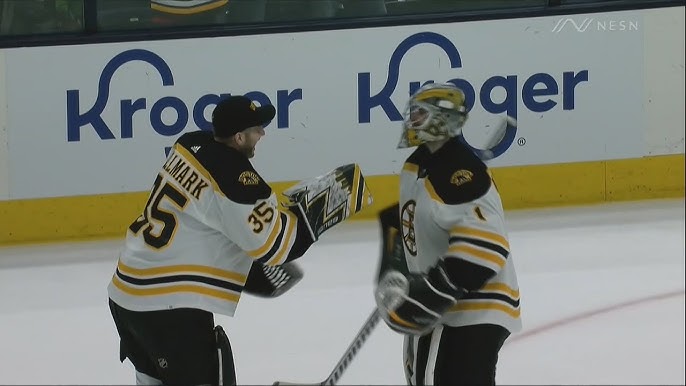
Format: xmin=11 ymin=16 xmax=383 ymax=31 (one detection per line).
xmin=398 ymin=85 xmax=468 ymax=148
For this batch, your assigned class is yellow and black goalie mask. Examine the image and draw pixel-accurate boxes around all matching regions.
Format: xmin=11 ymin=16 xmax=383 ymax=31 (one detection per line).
xmin=398 ymin=83 xmax=469 ymax=148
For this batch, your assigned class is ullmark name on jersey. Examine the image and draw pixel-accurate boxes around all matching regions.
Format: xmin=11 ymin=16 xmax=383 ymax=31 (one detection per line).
xmin=162 ymin=150 xmax=210 ymax=200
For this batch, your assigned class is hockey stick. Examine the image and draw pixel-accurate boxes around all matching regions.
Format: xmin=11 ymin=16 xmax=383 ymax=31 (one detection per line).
xmin=465 ymin=115 xmax=517 ymax=162
xmin=272 ymin=309 xmax=381 ymax=386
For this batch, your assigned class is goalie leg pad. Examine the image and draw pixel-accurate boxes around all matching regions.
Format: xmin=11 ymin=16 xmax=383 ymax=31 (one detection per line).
xmin=135 ymin=371 xmax=163 ymax=385
xmin=215 ymin=326 xmax=236 ymax=386
xmin=283 ymin=163 xmax=373 ymax=241
xmin=376 ymin=203 xmax=409 ymax=282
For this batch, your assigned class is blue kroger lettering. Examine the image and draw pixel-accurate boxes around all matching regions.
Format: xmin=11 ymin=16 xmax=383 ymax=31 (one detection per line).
xmin=358 ymin=32 xmax=462 ymax=123
xmin=358 ymin=31 xmax=589 ymax=159
xmin=67 ymin=49 xmax=173 ymax=141
xmin=66 ymin=49 xmax=302 ymax=142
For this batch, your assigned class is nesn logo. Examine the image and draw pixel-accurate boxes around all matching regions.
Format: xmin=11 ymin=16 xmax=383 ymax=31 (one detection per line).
xmin=191 ymin=145 xmax=201 ymax=153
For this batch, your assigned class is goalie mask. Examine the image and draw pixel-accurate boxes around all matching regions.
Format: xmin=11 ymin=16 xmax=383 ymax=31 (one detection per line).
xmin=398 ymin=83 xmax=469 ymax=148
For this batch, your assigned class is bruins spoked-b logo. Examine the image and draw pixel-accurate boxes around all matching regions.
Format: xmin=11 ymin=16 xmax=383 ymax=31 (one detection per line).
xmin=238 ymin=171 xmax=260 ymax=185
xmin=450 ymin=169 xmax=473 ymax=187
xmin=401 ymin=200 xmax=417 ymax=256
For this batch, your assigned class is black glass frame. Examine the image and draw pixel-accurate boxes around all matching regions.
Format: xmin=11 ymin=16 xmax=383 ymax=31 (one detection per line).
xmin=0 ymin=0 xmax=682 ymax=48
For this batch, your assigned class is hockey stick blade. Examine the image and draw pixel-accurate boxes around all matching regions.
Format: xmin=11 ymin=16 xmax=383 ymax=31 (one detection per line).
xmin=272 ymin=309 xmax=380 ymax=386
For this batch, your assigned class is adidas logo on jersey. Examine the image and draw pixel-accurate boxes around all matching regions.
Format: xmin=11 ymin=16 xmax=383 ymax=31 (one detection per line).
xmin=191 ymin=145 xmax=201 ymax=153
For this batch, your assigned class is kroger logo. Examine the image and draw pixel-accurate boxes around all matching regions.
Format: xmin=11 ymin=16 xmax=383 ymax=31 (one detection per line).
xmin=67 ymin=31 xmax=589 ymax=160
xmin=358 ymin=32 xmax=590 ymax=159
xmin=66 ymin=49 xmax=302 ymax=142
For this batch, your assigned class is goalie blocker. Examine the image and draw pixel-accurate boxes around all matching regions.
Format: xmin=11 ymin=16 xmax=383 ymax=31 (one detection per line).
xmin=243 ymin=262 xmax=303 ymax=298
xmin=283 ymin=163 xmax=373 ymax=241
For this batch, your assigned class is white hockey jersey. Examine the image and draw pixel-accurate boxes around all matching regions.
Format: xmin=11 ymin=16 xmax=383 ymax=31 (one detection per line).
xmin=398 ymin=138 xmax=522 ymax=333
xmin=107 ymin=131 xmax=309 ymax=316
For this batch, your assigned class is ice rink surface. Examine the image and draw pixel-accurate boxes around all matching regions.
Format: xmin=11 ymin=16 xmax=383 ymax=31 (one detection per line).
xmin=0 ymin=199 xmax=684 ymax=385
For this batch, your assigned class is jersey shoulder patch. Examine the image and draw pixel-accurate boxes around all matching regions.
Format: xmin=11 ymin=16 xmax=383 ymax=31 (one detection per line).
xmin=425 ymin=140 xmax=492 ymax=205
xmin=176 ymin=131 xmax=272 ymax=204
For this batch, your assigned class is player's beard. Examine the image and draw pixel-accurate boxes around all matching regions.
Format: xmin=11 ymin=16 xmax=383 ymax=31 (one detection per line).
xmin=240 ymin=143 xmax=256 ymax=158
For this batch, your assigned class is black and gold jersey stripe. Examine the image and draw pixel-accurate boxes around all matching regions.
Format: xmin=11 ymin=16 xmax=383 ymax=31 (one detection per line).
xmin=450 ymin=282 xmax=520 ymax=319
xmin=112 ymin=260 xmax=247 ymax=304
xmin=247 ymin=210 xmax=297 ymax=266
xmin=447 ymin=225 xmax=510 ymax=271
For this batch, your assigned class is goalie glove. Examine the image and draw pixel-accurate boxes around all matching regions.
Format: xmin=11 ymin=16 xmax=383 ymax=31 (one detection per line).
xmin=243 ymin=262 xmax=304 ymax=298
xmin=283 ymin=163 xmax=373 ymax=241
xmin=374 ymin=261 xmax=466 ymax=336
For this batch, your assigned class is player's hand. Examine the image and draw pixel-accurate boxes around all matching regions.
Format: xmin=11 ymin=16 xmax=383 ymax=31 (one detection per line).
xmin=374 ymin=262 xmax=465 ymax=335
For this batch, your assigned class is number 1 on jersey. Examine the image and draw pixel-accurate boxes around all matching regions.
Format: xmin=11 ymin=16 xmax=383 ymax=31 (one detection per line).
xmin=474 ymin=206 xmax=487 ymax=221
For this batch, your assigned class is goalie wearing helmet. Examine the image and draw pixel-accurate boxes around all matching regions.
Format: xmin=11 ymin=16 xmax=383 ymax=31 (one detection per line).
xmin=374 ymin=83 xmax=522 ymax=385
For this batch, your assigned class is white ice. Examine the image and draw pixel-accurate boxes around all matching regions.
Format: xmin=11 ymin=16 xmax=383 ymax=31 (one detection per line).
xmin=0 ymin=199 xmax=684 ymax=385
